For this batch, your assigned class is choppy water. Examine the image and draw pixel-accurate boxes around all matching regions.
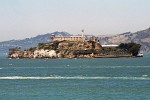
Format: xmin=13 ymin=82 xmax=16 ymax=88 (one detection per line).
xmin=0 ymin=54 xmax=150 ymax=100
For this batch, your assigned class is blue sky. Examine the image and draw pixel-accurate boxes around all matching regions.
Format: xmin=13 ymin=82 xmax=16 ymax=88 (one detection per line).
xmin=0 ymin=0 xmax=150 ymax=41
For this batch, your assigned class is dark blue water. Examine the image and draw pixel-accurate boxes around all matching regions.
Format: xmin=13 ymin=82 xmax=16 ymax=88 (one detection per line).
xmin=0 ymin=54 xmax=150 ymax=100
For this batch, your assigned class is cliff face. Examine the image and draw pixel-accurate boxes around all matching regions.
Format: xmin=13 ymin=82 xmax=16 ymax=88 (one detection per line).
xmin=8 ymin=39 xmax=142 ymax=59
xmin=8 ymin=40 xmax=104 ymax=58
xmin=98 ymin=28 xmax=150 ymax=52
xmin=8 ymin=29 xmax=144 ymax=59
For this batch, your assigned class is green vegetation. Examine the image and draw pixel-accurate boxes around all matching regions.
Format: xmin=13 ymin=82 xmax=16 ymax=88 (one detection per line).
xmin=118 ymin=42 xmax=141 ymax=56
xmin=8 ymin=39 xmax=142 ymax=58
xmin=37 ymin=41 xmax=59 ymax=50
xmin=28 ymin=47 xmax=37 ymax=52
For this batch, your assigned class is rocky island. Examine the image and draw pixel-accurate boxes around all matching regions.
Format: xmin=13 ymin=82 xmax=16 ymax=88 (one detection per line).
xmin=8 ymin=31 xmax=141 ymax=58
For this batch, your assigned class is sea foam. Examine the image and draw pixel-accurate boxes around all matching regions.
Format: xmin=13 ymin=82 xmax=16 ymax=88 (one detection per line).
xmin=0 ymin=76 xmax=150 ymax=80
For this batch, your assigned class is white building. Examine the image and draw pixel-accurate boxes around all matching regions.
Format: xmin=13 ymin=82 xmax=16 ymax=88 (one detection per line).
xmin=101 ymin=45 xmax=119 ymax=47
xmin=51 ymin=30 xmax=85 ymax=41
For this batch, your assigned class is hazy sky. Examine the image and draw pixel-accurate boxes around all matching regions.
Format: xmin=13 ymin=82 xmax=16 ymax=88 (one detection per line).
xmin=0 ymin=0 xmax=150 ymax=41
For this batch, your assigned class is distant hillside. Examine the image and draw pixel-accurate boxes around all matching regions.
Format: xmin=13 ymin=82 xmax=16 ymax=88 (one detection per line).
xmin=1 ymin=27 xmax=150 ymax=54
xmin=0 ymin=32 xmax=71 ymax=53
xmin=98 ymin=27 xmax=150 ymax=52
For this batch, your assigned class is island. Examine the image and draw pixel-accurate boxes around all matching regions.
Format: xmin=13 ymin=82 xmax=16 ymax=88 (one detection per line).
xmin=8 ymin=31 xmax=141 ymax=58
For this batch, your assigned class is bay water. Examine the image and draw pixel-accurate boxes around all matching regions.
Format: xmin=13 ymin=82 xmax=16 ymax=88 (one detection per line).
xmin=0 ymin=54 xmax=150 ymax=100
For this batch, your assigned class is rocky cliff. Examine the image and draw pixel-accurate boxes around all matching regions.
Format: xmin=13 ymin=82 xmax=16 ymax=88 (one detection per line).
xmin=8 ymin=39 xmax=104 ymax=58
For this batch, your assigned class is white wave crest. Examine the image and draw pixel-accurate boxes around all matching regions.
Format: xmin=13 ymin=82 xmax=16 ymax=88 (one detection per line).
xmin=0 ymin=76 xmax=150 ymax=80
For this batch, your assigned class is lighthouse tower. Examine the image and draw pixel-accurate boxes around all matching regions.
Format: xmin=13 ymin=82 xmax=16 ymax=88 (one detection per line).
xmin=82 ymin=29 xmax=85 ymax=41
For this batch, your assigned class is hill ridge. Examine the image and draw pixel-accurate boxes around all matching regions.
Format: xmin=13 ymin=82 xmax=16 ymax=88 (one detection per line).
xmin=1 ymin=28 xmax=150 ymax=53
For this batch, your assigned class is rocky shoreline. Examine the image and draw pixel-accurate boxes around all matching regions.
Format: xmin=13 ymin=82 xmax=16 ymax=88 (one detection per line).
xmin=8 ymin=37 xmax=141 ymax=59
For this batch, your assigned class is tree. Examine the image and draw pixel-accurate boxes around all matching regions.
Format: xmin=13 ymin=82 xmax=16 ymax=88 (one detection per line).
xmin=118 ymin=42 xmax=141 ymax=56
xmin=127 ymin=43 xmax=141 ymax=56
xmin=118 ymin=43 xmax=128 ymax=50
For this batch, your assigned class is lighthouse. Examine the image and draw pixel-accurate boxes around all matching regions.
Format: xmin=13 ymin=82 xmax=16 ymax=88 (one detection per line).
xmin=82 ymin=29 xmax=85 ymax=41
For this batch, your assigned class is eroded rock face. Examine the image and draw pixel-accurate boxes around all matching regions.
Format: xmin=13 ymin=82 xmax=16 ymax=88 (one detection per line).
xmin=33 ymin=49 xmax=57 ymax=58
xmin=9 ymin=37 xmax=140 ymax=59
xmin=10 ymin=53 xmax=19 ymax=58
